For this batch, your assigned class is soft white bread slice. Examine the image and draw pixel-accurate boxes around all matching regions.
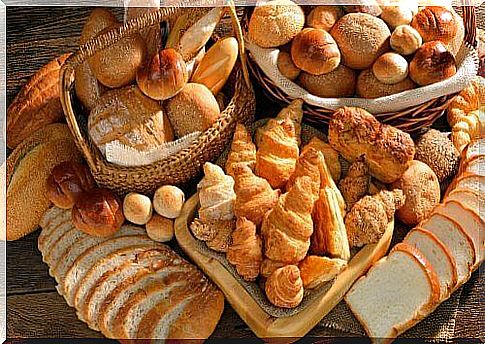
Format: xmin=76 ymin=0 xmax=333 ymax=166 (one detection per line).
xmin=462 ymin=156 xmax=485 ymax=177
xmin=421 ymin=214 xmax=475 ymax=286
xmin=40 ymin=222 xmax=75 ymax=260
xmin=435 ymin=201 xmax=485 ymax=267
xmin=447 ymin=189 xmax=484 ymax=222
xmin=38 ymin=207 xmax=70 ymax=250
xmin=345 ymin=243 xmax=440 ymax=342
xmin=43 ymin=227 xmax=85 ymax=266
xmin=452 ymin=174 xmax=485 ymax=196
xmin=404 ymin=227 xmax=458 ymax=299
xmin=463 ymin=138 xmax=484 ymax=162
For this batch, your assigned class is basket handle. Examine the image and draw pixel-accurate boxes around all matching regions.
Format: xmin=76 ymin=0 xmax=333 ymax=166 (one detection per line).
xmin=462 ymin=2 xmax=477 ymax=48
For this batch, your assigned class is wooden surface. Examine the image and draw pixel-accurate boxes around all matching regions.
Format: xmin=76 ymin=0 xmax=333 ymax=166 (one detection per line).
xmin=6 ymin=5 xmax=485 ymax=343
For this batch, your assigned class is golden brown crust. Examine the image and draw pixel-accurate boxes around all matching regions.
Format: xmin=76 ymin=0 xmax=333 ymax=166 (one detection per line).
xmin=356 ymin=68 xmax=416 ymax=99
xmin=298 ymin=64 xmax=356 ymax=98
xmin=409 ymin=41 xmax=457 ymax=86
xmin=277 ymin=51 xmax=301 ymax=81
xmin=260 ymin=259 xmax=287 ymax=279
xmin=307 ymin=6 xmax=344 ymax=32
xmin=225 ymin=124 xmax=257 ymax=178
xmin=265 ymin=265 xmax=304 ymax=308
xmin=411 ymin=7 xmax=458 ymax=45
xmin=299 ymin=255 xmax=347 ymax=289
xmin=301 ymin=137 xmax=341 ymax=182
xmin=286 ymin=148 xmax=323 ymax=200
xmin=338 ymin=156 xmax=370 ymax=211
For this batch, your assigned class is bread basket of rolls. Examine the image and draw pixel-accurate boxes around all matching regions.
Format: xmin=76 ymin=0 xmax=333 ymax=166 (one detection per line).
xmin=244 ymin=0 xmax=479 ymax=132
xmin=59 ymin=2 xmax=255 ymax=195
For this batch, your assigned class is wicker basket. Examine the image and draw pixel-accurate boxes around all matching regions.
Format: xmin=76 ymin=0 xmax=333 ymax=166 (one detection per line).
xmin=244 ymin=5 xmax=478 ymax=133
xmin=59 ymin=5 xmax=256 ymax=195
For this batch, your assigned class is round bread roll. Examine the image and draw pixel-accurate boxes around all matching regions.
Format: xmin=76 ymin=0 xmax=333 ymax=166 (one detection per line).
xmin=411 ymin=7 xmax=458 ymax=46
xmin=72 ymin=188 xmax=125 ymax=237
xmin=342 ymin=2 xmax=382 ymax=17
xmin=153 ymin=185 xmax=185 ymax=219
xmin=248 ymin=0 xmax=305 ymax=48
xmin=123 ymin=192 xmax=153 ymax=225
xmin=165 ymin=83 xmax=220 ymax=137
xmin=298 ymin=65 xmax=356 ymax=98
xmin=80 ymin=8 xmax=118 ymax=44
xmin=391 ymin=160 xmax=441 ymax=226
xmin=380 ymin=5 xmax=414 ymax=29
xmin=291 ymin=28 xmax=341 ymax=75
xmin=372 ymin=52 xmax=409 ymax=85
xmin=306 ymin=6 xmax=344 ymax=32
xmin=146 ymin=214 xmax=174 ymax=242
xmin=277 ymin=51 xmax=301 ymax=80
xmin=390 ymin=25 xmax=423 ymax=55
xmin=409 ymin=41 xmax=457 ymax=86
xmin=356 ymin=69 xmax=415 ymax=99
xmin=88 ymin=24 xmax=146 ymax=88
xmin=136 ymin=48 xmax=188 ymax=101
xmin=330 ymin=13 xmax=391 ymax=69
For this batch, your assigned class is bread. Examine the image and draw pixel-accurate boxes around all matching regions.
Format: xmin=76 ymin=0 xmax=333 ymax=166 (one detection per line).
xmin=330 ymin=13 xmax=390 ymax=69
xmin=136 ymin=48 xmax=188 ymax=100
xmin=301 ymin=137 xmax=341 ymax=182
xmin=123 ymin=192 xmax=153 ymax=225
xmin=46 ymin=161 xmax=96 ymax=209
xmin=145 ymin=214 xmax=174 ymax=243
xmin=338 ymin=156 xmax=370 ymax=211
xmin=342 ymin=1 xmax=382 ymax=16
xmin=306 ymin=6 xmax=343 ymax=32
xmin=409 ymin=41 xmax=457 ymax=86
xmin=260 ymin=259 xmax=286 ymax=279
xmin=277 ymin=51 xmax=301 ymax=80
xmin=291 ymin=28 xmax=341 ymax=75
xmin=72 ymin=188 xmax=125 ymax=237
xmin=380 ymin=4 xmax=414 ymax=29
xmin=6 ymin=125 xmax=81 ymax=241
xmin=201 ymin=219 xmax=236 ymax=253
xmin=390 ymin=24 xmax=423 ymax=55
xmin=124 ymin=0 xmax=161 ymax=58
xmin=447 ymin=189 xmax=484 ymax=222
xmin=299 ymin=256 xmax=347 ymax=289
xmin=225 ymin=124 xmax=257 ymax=178
xmin=265 ymin=265 xmax=304 ymax=308
xmin=345 ymin=243 xmax=441 ymax=340
xmin=88 ymin=86 xmax=175 ymax=155
xmin=328 ymin=107 xmax=415 ymax=183
xmin=153 ymin=185 xmax=185 ymax=219
xmin=297 ymin=64 xmax=356 ymax=98
xmin=191 ymin=37 xmax=239 ymax=95
xmin=372 ymin=52 xmax=409 ymax=85
xmin=411 ymin=7 xmax=459 ymax=46
xmin=286 ymin=148 xmax=323 ymax=200
xmin=356 ymin=68 xmax=416 ymax=98
xmin=165 ymin=83 xmax=220 ymax=137
xmin=461 ymin=156 xmax=485 ymax=177
xmin=80 ymin=8 xmax=118 ymax=44
xmin=452 ymin=174 xmax=484 ymax=196
xmin=391 ymin=160 xmax=441 ymax=226
xmin=248 ymin=0 xmax=305 ymax=48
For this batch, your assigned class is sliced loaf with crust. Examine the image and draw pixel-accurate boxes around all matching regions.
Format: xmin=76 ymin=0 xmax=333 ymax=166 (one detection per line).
xmin=447 ymin=189 xmax=484 ymax=222
xmin=462 ymin=156 xmax=485 ymax=177
xmin=38 ymin=207 xmax=70 ymax=250
xmin=44 ymin=226 xmax=85 ymax=266
xmin=463 ymin=138 xmax=484 ymax=162
xmin=451 ymin=174 xmax=484 ymax=196
xmin=40 ymin=221 xmax=74 ymax=259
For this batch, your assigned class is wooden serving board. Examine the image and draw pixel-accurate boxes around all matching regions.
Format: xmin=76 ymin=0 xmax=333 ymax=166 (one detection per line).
xmin=175 ymin=193 xmax=395 ymax=340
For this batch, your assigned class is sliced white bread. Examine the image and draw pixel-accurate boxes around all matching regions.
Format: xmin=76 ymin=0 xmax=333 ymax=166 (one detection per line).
xmin=404 ymin=227 xmax=458 ymax=299
xmin=43 ymin=227 xmax=85 ymax=266
xmin=40 ymin=222 xmax=75 ymax=260
xmin=447 ymin=189 xmax=484 ymax=222
xmin=345 ymin=243 xmax=440 ymax=342
xmin=38 ymin=207 xmax=69 ymax=249
xmin=421 ymin=213 xmax=475 ymax=286
xmin=462 ymin=156 xmax=485 ymax=177
xmin=451 ymin=174 xmax=484 ymax=196
xmin=463 ymin=138 xmax=484 ymax=162
xmin=435 ymin=200 xmax=485 ymax=267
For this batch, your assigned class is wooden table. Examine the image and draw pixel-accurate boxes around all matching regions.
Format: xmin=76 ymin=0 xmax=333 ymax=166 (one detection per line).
xmin=6 ymin=5 xmax=485 ymax=343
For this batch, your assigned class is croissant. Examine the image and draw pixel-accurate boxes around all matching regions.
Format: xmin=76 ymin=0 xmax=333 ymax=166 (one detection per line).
xmin=260 ymin=259 xmax=287 ymax=279
xmin=233 ymin=164 xmax=280 ymax=226
xmin=197 ymin=162 xmax=236 ymax=222
xmin=227 ymin=217 xmax=263 ymax=281
xmin=206 ymin=219 xmax=236 ymax=253
xmin=255 ymin=118 xmax=299 ymax=189
xmin=265 ymin=265 xmax=304 ymax=308
xmin=286 ymin=148 xmax=323 ymax=200
xmin=301 ymin=137 xmax=341 ymax=182
xmin=262 ymin=176 xmax=315 ymax=264
xmin=225 ymin=124 xmax=257 ymax=178
xmin=299 ymin=255 xmax=347 ymax=289
xmin=338 ymin=156 xmax=370 ymax=211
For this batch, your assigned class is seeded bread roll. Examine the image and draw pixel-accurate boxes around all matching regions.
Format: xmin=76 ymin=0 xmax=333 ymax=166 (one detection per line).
xmin=298 ymin=65 xmax=356 ymax=98
xmin=356 ymin=69 xmax=415 ymax=99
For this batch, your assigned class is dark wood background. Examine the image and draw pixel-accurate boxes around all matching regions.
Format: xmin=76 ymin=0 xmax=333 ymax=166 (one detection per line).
xmin=6 ymin=5 xmax=485 ymax=343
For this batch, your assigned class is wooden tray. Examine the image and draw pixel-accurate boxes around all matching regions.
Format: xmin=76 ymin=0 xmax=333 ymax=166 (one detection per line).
xmin=175 ymin=193 xmax=395 ymax=340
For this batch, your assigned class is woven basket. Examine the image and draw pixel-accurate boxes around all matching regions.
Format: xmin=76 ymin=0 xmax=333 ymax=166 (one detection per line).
xmin=244 ymin=5 xmax=478 ymax=133
xmin=59 ymin=4 xmax=256 ymax=195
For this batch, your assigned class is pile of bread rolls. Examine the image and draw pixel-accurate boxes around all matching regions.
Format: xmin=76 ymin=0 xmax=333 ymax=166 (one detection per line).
xmin=75 ymin=7 xmax=239 ymax=159
xmin=248 ymin=0 xmax=464 ymax=99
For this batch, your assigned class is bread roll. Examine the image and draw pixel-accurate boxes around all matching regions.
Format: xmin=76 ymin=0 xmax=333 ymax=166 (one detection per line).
xmin=153 ymin=185 xmax=185 ymax=219
xmin=390 ymin=25 xmax=423 ymax=55
xmin=330 ymin=13 xmax=391 ymax=69
xmin=356 ymin=69 xmax=415 ymax=99
xmin=277 ymin=51 xmax=301 ymax=80
xmin=306 ymin=6 xmax=344 ymax=32
xmin=380 ymin=5 xmax=414 ymax=29
xmin=343 ymin=2 xmax=382 ymax=16
xmin=409 ymin=41 xmax=457 ymax=86
xmin=298 ymin=65 xmax=356 ymax=98
xmin=165 ymin=83 xmax=220 ymax=137
xmin=411 ymin=7 xmax=458 ymax=46
xmin=291 ymin=28 xmax=340 ymax=75
xmin=80 ymin=8 xmax=118 ymax=44
xmin=146 ymin=214 xmax=174 ymax=242
xmin=248 ymin=0 xmax=305 ymax=48
xmin=372 ymin=52 xmax=409 ymax=85
xmin=123 ymin=192 xmax=153 ymax=225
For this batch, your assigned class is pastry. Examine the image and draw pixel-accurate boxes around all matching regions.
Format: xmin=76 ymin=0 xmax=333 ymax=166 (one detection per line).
xmin=277 ymin=51 xmax=301 ymax=81
xmin=301 ymin=137 xmax=341 ymax=182
xmin=197 ymin=162 xmax=236 ymax=222
xmin=260 ymin=259 xmax=287 ymax=279
xmin=299 ymin=256 xmax=347 ymax=289
xmin=227 ymin=217 xmax=263 ymax=282
xmin=338 ymin=156 xmax=370 ymax=211
xmin=190 ymin=218 xmax=216 ymax=242
xmin=123 ymin=192 xmax=153 ymax=225
xmin=328 ymin=107 xmax=416 ymax=183
xmin=286 ymin=148 xmax=324 ymax=200
xmin=206 ymin=219 xmax=236 ymax=253
xmin=356 ymin=68 xmax=416 ymax=98
xmin=297 ymin=64 xmax=356 ymax=98
xmin=225 ymin=124 xmax=257 ymax=178
xmin=265 ymin=265 xmax=304 ymax=308
xmin=409 ymin=41 xmax=457 ymax=86
xmin=372 ymin=52 xmax=409 ymax=85
xmin=261 ymin=177 xmax=315 ymax=264
xmin=153 ymin=185 xmax=185 ymax=219
xmin=306 ymin=6 xmax=344 ymax=32
xmin=390 ymin=24 xmax=423 ymax=55
xmin=145 ymin=214 xmax=174 ymax=243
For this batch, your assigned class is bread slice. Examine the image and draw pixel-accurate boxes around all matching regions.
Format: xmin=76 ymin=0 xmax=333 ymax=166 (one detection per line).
xmin=462 ymin=156 xmax=485 ymax=177
xmin=447 ymin=189 xmax=484 ymax=222
xmin=421 ymin=214 xmax=475 ymax=286
xmin=463 ymin=138 xmax=484 ymax=162
xmin=345 ymin=243 xmax=440 ymax=342
xmin=38 ymin=209 xmax=71 ymax=253
xmin=435 ymin=200 xmax=485 ymax=268
xmin=40 ymin=222 xmax=75 ymax=261
xmin=43 ymin=227 xmax=85 ymax=267
xmin=38 ymin=206 xmax=67 ymax=242
xmin=404 ymin=227 xmax=458 ymax=299
xmin=452 ymin=174 xmax=484 ymax=195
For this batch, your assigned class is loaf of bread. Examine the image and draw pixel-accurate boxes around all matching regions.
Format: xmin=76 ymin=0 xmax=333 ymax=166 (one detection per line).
xmin=328 ymin=107 xmax=415 ymax=183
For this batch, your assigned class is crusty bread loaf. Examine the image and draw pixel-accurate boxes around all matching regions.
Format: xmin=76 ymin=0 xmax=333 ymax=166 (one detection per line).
xmin=297 ymin=65 xmax=356 ymax=98
xmin=447 ymin=189 xmax=484 ymax=222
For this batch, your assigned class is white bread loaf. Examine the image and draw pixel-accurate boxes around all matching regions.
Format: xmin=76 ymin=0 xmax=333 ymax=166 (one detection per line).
xmin=447 ymin=190 xmax=484 ymax=222
xmin=462 ymin=156 xmax=485 ymax=177
xmin=453 ymin=174 xmax=484 ymax=195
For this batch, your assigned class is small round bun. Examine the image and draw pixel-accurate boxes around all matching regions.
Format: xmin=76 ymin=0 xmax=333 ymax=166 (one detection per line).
xmin=390 ymin=25 xmax=423 ymax=55
xmin=123 ymin=192 xmax=153 ymax=225
xmin=291 ymin=28 xmax=340 ymax=75
xmin=306 ymin=6 xmax=344 ymax=32
xmin=391 ymin=160 xmax=441 ymax=226
xmin=136 ymin=48 xmax=188 ymax=101
xmin=248 ymin=0 xmax=305 ymax=48
xmin=153 ymin=185 xmax=185 ymax=219
xmin=411 ymin=7 xmax=458 ymax=45
xmin=277 ymin=51 xmax=301 ymax=80
xmin=409 ymin=41 xmax=457 ymax=86
xmin=298 ymin=65 xmax=356 ymax=98
xmin=146 ymin=214 xmax=174 ymax=242
xmin=342 ymin=3 xmax=382 ymax=17
xmin=356 ymin=69 xmax=415 ymax=99
xmin=330 ymin=13 xmax=391 ymax=69
xmin=372 ymin=52 xmax=409 ymax=85
xmin=380 ymin=5 xmax=414 ymax=29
